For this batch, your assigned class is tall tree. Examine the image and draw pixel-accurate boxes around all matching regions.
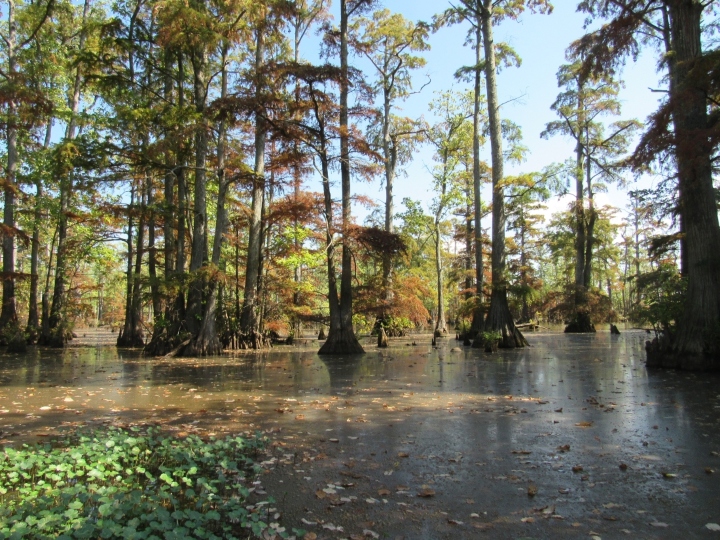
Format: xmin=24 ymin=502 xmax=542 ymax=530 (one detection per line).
xmin=0 ymin=0 xmax=54 ymax=342
xmin=576 ymin=0 xmax=720 ymax=368
xmin=425 ymin=90 xmax=472 ymax=336
xmin=505 ymin=173 xmax=550 ymax=323
xmin=543 ymin=60 xmax=638 ymax=332
xmin=318 ymin=0 xmax=376 ymax=355
xmin=443 ymin=0 xmax=552 ymax=349
xmin=353 ymin=9 xmax=429 ymax=306
xmin=437 ymin=2 xmax=494 ymax=337
xmin=40 ymin=0 xmax=94 ymax=347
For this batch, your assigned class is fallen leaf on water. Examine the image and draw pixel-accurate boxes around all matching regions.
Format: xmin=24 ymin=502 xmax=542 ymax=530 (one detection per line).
xmin=417 ymin=488 xmax=435 ymax=498
xmin=512 ymin=450 xmax=532 ymax=455
xmin=363 ymin=529 xmax=379 ymax=539
xmin=705 ymin=468 xmax=715 ymax=474
xmin=447 ymin=519 xmax=463 ymax=525
xmin=650 ymin=522 xmax=669 ymax=528
xmin=304 ymin=534 xmax=317 ymax=540
xmin=575 ymin=421 xmax=593 ymax=427
xmin=661 ymin=472 xmax=676 ymax=479
xmin=705 ymin=523 xmax=720 ymax=531
xmin=527 ymin=483 xmax=538 ymax=497
xmin=619 ymin=463 xmax=628 ymax=471
xmin=557 ymin=444 xmax=571 ymax=453
xmin=554 ymin=408 xmax=563 ymax=413
xmin=315 ymin=490 xmax=326 ymax=499
xmin=294 ymin=414 xmax=305 ymax=420
xmin=521 ymin=517 xmax=535 ymax=523
xmin=470 ymin=513 xmax=479 ymax=518
xmin=378 ymin=489 xmax=390 ymax=497
xmin=572 ymin=465 xmax=584 ymax=473
xmin=398 ymin=452 xmax=409 ymax=458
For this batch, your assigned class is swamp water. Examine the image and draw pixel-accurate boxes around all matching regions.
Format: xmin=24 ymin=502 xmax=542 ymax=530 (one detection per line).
xmin=1 ymin=329 xmax=719 ymax=539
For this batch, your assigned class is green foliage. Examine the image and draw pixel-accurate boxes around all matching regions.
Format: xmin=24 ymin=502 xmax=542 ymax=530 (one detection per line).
xmin=478 ymin=330 xmax=501 ymax=350
xmin=0 ymin=427 xmax=289 ymax=539
xmin=374 ymin=315 xmax=414 ymax=337
xmin=631 ymin=264 xmax=686 ymax=336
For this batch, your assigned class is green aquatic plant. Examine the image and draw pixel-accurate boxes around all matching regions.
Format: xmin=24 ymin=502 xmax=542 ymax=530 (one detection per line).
xmin=0 ymin=427 xmax=300 ymax=539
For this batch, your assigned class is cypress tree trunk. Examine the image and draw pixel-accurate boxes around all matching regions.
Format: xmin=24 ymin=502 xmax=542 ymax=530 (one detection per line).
xmin=27 ymin=123 xmax=52 ymax=341
xmin=0 ymin=0 xmax=20 ymax=341
xmin=473 ymin=1 xmax=526 ymax=349
xmin=319 ymin=0 xmax=364 ymax=355
xmin=26 ymin=180 xmax=42 ymax=341
xmin=41 ymin=0 xmax=90 ymax=347
xmin=433 ymin=231 xmax=447 ymax=336
xmin=145 ymin=51 xmax=187 ymax=356
xmin=117 ymin=183 xmax=145 ymax=347
xmin=470 ymin=18 xmax=485 ymax=336
xmin=187 ymin=46 xmax=229 ymax=357
xmin=182 ymin=46 xmax=209 ymax=345
xmin=381 ymin=86 xmax=395 ymax=304
xmin=565 ymin=96 xmax=595 ymax=333
xmin=147 ymin=175 xmax=161 ymax=324
xmin=238 ymin=27 xmax=270 ymax=350
xmin=648 ymin=0 xmax=720 ymax=369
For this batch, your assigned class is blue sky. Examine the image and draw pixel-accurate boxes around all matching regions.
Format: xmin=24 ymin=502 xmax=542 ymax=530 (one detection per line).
xmin=305 ymin=0 xmax=666 ymax=225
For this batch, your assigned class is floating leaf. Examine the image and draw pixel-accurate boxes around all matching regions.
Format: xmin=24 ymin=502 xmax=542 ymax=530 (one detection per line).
xmin=417 ymin=488 xmax=435 ymax=498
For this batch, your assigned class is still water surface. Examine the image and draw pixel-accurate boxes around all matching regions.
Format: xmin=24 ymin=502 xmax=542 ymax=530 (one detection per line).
xmin=1 ymin=329 xmax=718 ymax=538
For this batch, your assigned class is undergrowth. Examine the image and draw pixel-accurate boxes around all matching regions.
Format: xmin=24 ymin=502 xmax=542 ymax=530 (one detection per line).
xmin=0 ymin=427 xmax=299 ymax=539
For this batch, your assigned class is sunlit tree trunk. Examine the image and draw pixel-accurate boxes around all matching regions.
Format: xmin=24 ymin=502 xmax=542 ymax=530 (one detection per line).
xmin=470 ymin=19 xmax=485 ymax=336
xmin=474 ymin=1 xmax=527 ymax=349
xmin=319 ymin=0 xmax=364 ymax=354
xmin=239 ymin=27 xmax=270 ymax=350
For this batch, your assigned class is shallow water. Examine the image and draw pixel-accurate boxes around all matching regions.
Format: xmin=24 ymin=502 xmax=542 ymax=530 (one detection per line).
xmin=1 ymin=329 xmax=719 ymax=538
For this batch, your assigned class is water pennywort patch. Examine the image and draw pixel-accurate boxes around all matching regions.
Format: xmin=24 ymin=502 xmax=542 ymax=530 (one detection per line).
xmin=0 ymin=427 xmax=294 ymax=539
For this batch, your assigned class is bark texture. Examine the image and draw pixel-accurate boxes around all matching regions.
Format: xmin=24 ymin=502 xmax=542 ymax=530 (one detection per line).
xmin=648 ymin=0 xmax=720 ymax=369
